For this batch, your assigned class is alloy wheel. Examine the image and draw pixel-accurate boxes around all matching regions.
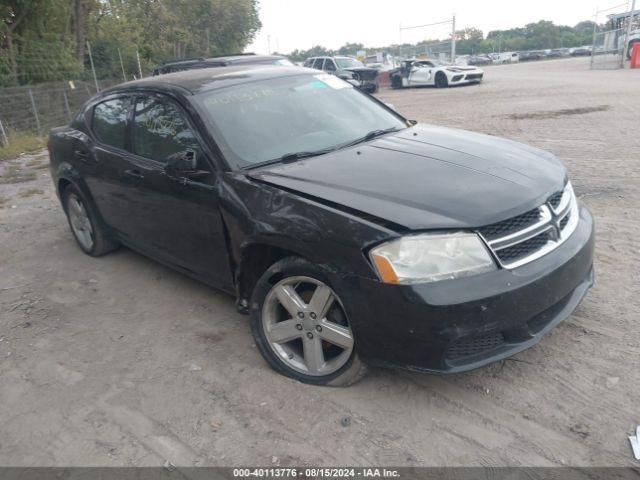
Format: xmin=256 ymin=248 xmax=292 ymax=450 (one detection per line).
xmin=262 ymin=276 xmax=354 ymax=376
xmin=67 ymin=194 xmax=94 ymax=251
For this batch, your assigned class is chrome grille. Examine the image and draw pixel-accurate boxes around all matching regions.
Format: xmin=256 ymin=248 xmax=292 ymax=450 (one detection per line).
xmin=478 ymin=208 xmax=541 ymax=239
xmin=478 ymin=182 xmax=579 ymax=269
xmin=548 ymin=191 xmax=563 ymax=210
xmin=494 ymin=230 xmax=552 ymax=263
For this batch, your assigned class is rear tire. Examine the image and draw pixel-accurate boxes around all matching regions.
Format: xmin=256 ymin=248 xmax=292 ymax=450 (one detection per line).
xmin=390 ymin=74 xmax=403 ymax=89
xmin=62 ymin=184 xmax=119 ymax=257
xmin=249 ymin=256 xmax=367 ymax=387
xmin=435 ymin=72 xmax=449 ymax=88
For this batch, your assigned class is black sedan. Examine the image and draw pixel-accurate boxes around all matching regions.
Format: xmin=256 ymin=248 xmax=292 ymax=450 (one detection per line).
xmin=48 ymin=66 xmax=594 ymax=386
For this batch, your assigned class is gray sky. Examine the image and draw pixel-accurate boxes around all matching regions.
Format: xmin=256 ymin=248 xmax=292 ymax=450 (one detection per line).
xmin=247 ymin=0 xmax=626 ymax=54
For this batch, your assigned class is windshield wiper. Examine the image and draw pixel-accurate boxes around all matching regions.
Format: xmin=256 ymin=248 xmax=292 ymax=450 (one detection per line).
xmin=244 ymin=148 xmax=336 ymax=170
xmin=341 ymin=126 xmax=405 ymax=149
xmin=243 ymin=127 xmax=405 ymax=170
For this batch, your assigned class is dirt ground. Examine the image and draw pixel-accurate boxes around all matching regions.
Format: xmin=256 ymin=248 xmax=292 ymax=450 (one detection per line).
xmin=1 ymin=57 xmax=639 ymax=467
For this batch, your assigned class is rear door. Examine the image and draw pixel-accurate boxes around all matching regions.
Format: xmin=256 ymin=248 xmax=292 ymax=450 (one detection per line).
xmin=83 ymin=95 xmax=137 ymax=233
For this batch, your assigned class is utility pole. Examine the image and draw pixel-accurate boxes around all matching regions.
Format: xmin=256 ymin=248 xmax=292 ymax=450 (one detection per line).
xmin=590 ymin=7 xmax=598 ymax=69
xmin=622 ymin=0 xmax=637 ymax=68
xmin=451 ymin=14 xmax=456 ymax=63
xmin=267 ymin=35 xmax=271 ymax=54
xmin=86 ymin=41 xmax=99 ymax=92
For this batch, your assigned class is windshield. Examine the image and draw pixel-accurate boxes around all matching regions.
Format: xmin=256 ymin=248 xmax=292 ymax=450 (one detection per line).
xmin=335 ymin=57 xmax=365 ymax=69
xmin=196 ymin=74 xmax=406 ymax=168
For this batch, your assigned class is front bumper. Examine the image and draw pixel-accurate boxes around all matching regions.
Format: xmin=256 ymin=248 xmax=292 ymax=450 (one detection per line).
xmin=450 ymin=72 xmax=484 ymax=84
xmin=341 ymin=203 xmax=594 ymax=373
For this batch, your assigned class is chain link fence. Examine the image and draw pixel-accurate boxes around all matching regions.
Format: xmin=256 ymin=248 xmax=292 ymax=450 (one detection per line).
xmin=591 ymin=27 xmax=626 ymax=69
xmin=0 ymin=41 xmax=146 ymax=146
xmin=0 ymin=79 xmax=123 ymax=146
xmin=590 ymin=3 xmax=640 ymax=69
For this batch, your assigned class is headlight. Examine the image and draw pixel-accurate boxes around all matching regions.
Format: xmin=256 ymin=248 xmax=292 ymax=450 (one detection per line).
xmin=369 ymin=233 xmax=496 ymax=284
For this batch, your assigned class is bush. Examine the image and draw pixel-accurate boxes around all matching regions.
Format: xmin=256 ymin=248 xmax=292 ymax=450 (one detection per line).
xmin=0 ymin=131 xmax=45 ymax=161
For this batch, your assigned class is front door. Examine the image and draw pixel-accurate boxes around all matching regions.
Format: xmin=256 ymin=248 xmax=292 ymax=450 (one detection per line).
xmin=119 ymin=93 xmax=233 ymax=287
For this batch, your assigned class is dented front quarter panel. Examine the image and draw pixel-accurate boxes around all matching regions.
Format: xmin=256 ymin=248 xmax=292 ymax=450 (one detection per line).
xmin=217 ymin=171 xmax=399 ymax=321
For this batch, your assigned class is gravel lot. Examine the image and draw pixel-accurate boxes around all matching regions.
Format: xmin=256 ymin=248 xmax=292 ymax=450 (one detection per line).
xmin=1 ymin=57 xmax=638 ymax=467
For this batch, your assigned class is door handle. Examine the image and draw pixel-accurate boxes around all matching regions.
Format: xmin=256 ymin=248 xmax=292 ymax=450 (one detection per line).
xmin=75 ymin=150 xmax=89 ymax=163
xmin=124 ymin=169 xmax=144 ymax=180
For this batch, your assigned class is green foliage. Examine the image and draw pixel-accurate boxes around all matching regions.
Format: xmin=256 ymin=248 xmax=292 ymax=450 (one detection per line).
xmin=0 ymin=0 xmax=261 ymax=86
xmin=289 ymin=45 xmax=335 ymax=62
xmin=0 ymin=131 xmax=45 ymax=161
xmin=290 ymin=19 xmax=599 ymax=62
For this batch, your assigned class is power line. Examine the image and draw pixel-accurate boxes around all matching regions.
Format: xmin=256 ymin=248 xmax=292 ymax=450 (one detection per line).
xmin=400 ymin=19 xmax=453 ymax=31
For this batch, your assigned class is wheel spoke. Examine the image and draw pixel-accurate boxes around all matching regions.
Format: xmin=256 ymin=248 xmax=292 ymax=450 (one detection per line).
xmin=308 ymin=284 xmax=334 ymax=319
xmin=319 ymin=319 xmax=354 ymax=349
xmin=274 ymin=284 xmax=306 ymax=317
xmin=268 ymin=319 xmax=302 ymax=344
xmin=303 ymin=335 xmax=325 ymax=374
xmin=71 ymin=197 xmax=83 ymax=216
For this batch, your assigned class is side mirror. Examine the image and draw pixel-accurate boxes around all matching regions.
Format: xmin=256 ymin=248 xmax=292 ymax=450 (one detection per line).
xmin=165 ymin=150 xmax=209 ymax=181
xmin=166 ymin=150 xmax=197 ymax=173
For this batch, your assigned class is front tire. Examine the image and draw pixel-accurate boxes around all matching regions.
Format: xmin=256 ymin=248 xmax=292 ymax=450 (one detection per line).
xmin=249 ymin=257 xmax=367 ymax=387
xmin=435 ymin=71 xmax=449 ymax=88
xmin=62 ymin=184 xmax=119 ymax=257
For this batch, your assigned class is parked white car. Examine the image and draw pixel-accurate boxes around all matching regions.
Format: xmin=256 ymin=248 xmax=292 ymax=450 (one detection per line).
xmin=390 ymin=59 xmax=484 ymax=88
xmin=491 ymin=52 xmax=519 ymax=64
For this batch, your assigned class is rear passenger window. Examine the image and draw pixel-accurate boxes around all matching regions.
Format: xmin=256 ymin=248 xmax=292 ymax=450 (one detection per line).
xmin=312 ymin=58 xmax=324 ymax=70
xmin=323 ymin=59 xmax=337 ymax=72
xmin=132 ymin=96 xmax=200 ymax=161
xmin=92 ymin=98 xmax=129 ymax=149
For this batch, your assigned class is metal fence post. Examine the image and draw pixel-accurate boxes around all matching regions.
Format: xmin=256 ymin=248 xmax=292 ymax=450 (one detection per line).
xmin=62 ymin=87 xmax=72 ymax=121
xmin=622 ymin=0 xmax=638 ymax=68
xmin=136 ymin=48 xmax=143 ymax=79
xmin=118 ymin=48 xmax=127 ymax=82
xmin=590 ymin=9 xmax=598 ymax=69
xmin=0 ymin=117 xmax=9 ymax=147
xmin=28 ymin=88 xmax=41 ymax=134
xmin=87 ymin=41 xmax=100 ymax=92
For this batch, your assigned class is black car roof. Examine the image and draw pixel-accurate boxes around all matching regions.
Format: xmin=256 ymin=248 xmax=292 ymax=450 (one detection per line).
xmin=158 ymin=54 xmax=285 ymax=67
xmin=103 ymin=65 xmax=315 ymax=96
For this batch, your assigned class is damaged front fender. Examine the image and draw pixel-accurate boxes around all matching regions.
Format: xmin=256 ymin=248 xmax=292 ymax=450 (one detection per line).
xmin=217 ymin=172 xmax=398 ymax=311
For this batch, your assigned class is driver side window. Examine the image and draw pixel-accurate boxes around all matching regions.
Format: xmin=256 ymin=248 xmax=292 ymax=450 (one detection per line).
xmin=132 ymin=96 xmax=200 ymax=162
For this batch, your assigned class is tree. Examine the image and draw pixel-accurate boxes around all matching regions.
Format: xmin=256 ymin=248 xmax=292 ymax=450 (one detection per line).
xmin=0 ymin=0 xmax=261 ymax=86
xmin=337 ymin=42 xmax=364 ymax=56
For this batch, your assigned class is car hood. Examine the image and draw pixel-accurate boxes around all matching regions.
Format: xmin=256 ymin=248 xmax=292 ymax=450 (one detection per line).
xmin=248 ymin=124 xmax=566 ymax=231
